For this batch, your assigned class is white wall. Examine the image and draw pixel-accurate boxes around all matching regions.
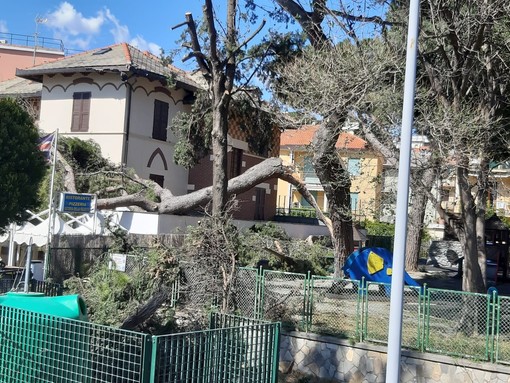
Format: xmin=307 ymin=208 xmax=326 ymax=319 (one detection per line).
xmin=38 ymin=72 xmax=191 ymax=195
xmin=107 ymin=210 xmax=329 ymax=239
xmin=124 ymin=77 xmax=190 ymax=195
xmin=39 ymin=73 xmax=127 ymax=162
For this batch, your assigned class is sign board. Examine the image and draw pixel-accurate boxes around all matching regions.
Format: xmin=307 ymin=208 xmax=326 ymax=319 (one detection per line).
xmin=58 ymin=193 xmax=95 ymax=213
xmin=109 ymin=253 xmax=127 ymax=272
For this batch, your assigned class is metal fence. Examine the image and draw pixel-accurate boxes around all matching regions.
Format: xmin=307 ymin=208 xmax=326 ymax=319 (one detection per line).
xmin=151 ymin=313 xmax=279 ymax=383
xmin=233 ymin=267 xmax=510 ymax=365
xmin=0 ymin=278 xmax=63 ymax=296
xmin=0 ymin=306 xmax=280 ymax=383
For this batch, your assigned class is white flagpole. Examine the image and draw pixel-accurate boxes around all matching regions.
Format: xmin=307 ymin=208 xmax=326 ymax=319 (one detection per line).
xmin=43 ymin=130 xmax=58 ymax=280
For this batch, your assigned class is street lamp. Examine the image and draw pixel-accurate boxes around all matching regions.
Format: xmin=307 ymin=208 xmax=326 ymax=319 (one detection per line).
xmin=33 ymin=16 xmax=47 ymax=65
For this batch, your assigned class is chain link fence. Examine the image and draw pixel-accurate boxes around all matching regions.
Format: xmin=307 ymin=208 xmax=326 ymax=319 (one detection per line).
xmin=261 ymin=270 xmax=308 ymax=331
xmin=308 ymin=276 xmax=362 ymax=340
xmin=424 ymin=288 xmax=491 ymax=360
xmin=495 ymin=295 xmax=510 ymax=364
xmin=229 ymin=268 xmax=510 ymax=364
xmin=363 ymin=281 xmax=422 ymax=350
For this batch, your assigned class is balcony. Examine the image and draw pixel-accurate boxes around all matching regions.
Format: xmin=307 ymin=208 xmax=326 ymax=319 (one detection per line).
xmin=0 ymin=32 xmax=64 ymax=52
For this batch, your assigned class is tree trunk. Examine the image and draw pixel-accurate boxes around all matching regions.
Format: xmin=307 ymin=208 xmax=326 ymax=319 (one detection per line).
xmin=405 ymin=167 xmax=437 ymax=271
xmin=312 ymin=119 xmax=353 ymax=277
xmin=405 ymin=193 xmax=426 ymax=272
xmin=457 ymin=165 xmax=485 ymax=293
xmin=210 ymin=101 xmax=229 ymax=215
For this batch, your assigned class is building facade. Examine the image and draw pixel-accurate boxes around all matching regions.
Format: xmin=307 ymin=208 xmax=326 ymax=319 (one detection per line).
xmin=277 ymin=125 xmax=384 ymax=221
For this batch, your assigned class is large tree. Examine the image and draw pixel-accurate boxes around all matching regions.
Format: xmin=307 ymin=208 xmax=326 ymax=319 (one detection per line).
xmin=0 ymin=98 xmax=46 ymax=230
xmin=259 ymin=0 xmax=416 ymax=273
xmin=267 ymin=0 xmax=510 ymax=292
xmin=172 ymin=0 xmax=270 ymax=217
xmin=413 ymin=0 xmax=510 ymax=292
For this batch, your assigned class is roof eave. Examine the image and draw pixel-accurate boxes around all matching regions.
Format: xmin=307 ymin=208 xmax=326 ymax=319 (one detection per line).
xmin=15 ymin=66 xmax=199 ymax=92
xmin=15 ymin=66 xmax=130 ymax=82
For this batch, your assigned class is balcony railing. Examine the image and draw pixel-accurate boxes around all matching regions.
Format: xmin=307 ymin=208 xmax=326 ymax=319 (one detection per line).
xmin=0 ymin=32 xmax=64 ymax=52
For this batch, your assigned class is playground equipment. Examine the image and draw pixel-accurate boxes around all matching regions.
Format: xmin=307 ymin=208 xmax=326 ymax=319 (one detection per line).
xmin=343 ymin=247 xmax=420 ymax=289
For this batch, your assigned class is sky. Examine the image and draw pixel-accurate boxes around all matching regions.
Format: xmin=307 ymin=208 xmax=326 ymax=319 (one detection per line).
xmin=0 ymin=1 xmax=271 ymax=69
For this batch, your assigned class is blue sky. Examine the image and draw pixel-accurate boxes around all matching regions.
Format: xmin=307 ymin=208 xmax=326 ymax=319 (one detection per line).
xmin=0 ymin=1 xmax=274 ymax=69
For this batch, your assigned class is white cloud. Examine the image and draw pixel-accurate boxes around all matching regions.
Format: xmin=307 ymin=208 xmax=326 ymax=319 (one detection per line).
xmin=104 ymin=9 xmax=129 ymax=43
xmin=129 ymin=36 xmax=161 ymax=56
xmin=0 ymin=20 xmax=8 ymax=33
xmin=47 ymin=2 xmax=105 ymax=36
xmin=42 ymin=2 xmax=161 ymax=53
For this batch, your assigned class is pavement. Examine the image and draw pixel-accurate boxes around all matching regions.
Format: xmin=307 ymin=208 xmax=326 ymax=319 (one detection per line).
xmin=407 ymin=260 xmax=510 ymax=296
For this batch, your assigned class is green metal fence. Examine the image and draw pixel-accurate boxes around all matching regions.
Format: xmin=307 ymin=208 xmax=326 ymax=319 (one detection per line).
xmin=234 ymin=267 xmax=510 ymax=365
xmin=0 ymin=305 xmax=280 ymax=383
xmin=151 ymin=313 xmax=279 ymax=383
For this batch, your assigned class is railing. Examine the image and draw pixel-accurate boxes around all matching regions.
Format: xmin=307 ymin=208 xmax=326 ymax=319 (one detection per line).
xmin=274 ymin=207 xmax=366 ymax=223
xmin=152 ymin=313 xmax=279 ymax=383
xmin=0 ymin=32 xmax=64 ymax=52
xmin=233 ymin=268 xmax=510 ymax=365
xmin=0 ymin=307 xmax=280 ymax=383
xmin=0 ymin=278 xmax=63 ymax=296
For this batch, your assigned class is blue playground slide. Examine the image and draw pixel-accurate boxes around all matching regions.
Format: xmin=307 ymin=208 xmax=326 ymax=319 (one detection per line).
xmin=342 ymin=247 xmax=421 ymax=290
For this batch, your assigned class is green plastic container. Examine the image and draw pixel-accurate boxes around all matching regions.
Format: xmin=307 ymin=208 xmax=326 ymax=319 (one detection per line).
xmin=0 ymin=292 xmax=88 ymax=320
xmin=0 ymin=293 xmax=90 ymax=382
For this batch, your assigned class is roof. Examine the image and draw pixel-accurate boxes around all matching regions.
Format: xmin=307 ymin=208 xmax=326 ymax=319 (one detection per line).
xmin=280 ymin=125 xmax=367 ymax=150
xmin=15 ymin=43 xmax=200 ymax=91
xmin=0 ymin=76 xmax=41 ymax=97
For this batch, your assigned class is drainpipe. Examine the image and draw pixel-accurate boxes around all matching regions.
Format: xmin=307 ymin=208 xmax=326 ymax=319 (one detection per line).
xmin=121 ymin=73 xmax=133 ymax=167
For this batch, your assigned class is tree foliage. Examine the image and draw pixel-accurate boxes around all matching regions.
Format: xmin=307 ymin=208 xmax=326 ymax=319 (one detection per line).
xmin=0 ymin=98 xmax=46 ymax=230
xmin=64 ymin=242 xmax=179 ymax=332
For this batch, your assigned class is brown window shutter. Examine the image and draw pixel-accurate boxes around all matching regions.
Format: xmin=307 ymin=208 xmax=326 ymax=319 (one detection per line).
xmin=71 ymin=92 xmax=91 ymax=132
xmin=80 ymin=94 xmax=91 ymax=131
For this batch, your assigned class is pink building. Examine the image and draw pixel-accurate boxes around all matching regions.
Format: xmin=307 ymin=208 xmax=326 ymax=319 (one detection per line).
xmin=0 ymin=33 xmax=64 ymax=81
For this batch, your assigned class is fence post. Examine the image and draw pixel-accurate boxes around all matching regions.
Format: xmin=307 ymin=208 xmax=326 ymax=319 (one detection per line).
xmin=272 ymin=322 xmax=281 ymax=383
xmin=489 ymin=288 xmax=499 ymax=363
xmin=304 ymin=271 xmax=312 ymax=332
xmin=145 ymin=335 xmax=158 ymax=383
xmin=142 ymin=335 xmax=154 ymax=383
xmin=256 ymin=267 xmax=265 ymax=320
xmin=418 ymin=284 xmax=427 ymax=352
xmin=359 ymin=277 xmax=366 ymax=342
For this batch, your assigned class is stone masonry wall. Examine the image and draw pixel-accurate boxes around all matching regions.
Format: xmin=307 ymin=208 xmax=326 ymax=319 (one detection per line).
xmin=280 ymin=331 xmax=510 ymax=383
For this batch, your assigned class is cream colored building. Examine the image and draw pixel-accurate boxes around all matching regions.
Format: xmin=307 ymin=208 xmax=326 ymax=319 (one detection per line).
xmin=13 ymin=43 xmax=198 ymax=196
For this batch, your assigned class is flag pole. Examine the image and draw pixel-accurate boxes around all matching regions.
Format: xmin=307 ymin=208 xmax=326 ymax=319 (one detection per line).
xmin=43 ymin=130 xmax=58 ymax=280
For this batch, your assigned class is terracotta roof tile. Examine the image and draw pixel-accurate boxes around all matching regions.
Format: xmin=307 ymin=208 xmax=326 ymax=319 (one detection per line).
xmin=281 ymin=125 xmax=367 ymax=150
xmin=15 ymin=43 xmax=200 ymax=90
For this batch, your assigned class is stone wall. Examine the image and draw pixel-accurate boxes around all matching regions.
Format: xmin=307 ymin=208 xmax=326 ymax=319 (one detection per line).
xmin=280 ymin=331 xmax=510 ymax=383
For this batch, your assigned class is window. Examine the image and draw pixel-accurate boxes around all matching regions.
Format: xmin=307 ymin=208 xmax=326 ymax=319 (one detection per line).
xmin=254 ymin=188 xmax=266 ymax=220
xmin=303 ymin=157 xmax=315 ymax=179
xmin=149 ymin=174 xmax=164 ymax=187
xmin=152 ymin=100 xmax=169 ymax=141
xmin=301 ymin=191 xmax=318 ymax=208
xmin=348 ymin=158 xmax=361 ymax=176
xmin=229 ymin=148 xmax=243 ymax=178
xmin=350 ymin=192 xmax=359 ymax=211
xmin=71 ymin=92 xmax=91 ymax=132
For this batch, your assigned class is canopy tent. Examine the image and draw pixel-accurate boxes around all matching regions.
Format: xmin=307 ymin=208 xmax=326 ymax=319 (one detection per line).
xmin=2 ymin=216 xmax=81 ymax=247
xmin=0 ymin=222 xmax=36 ymax=246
